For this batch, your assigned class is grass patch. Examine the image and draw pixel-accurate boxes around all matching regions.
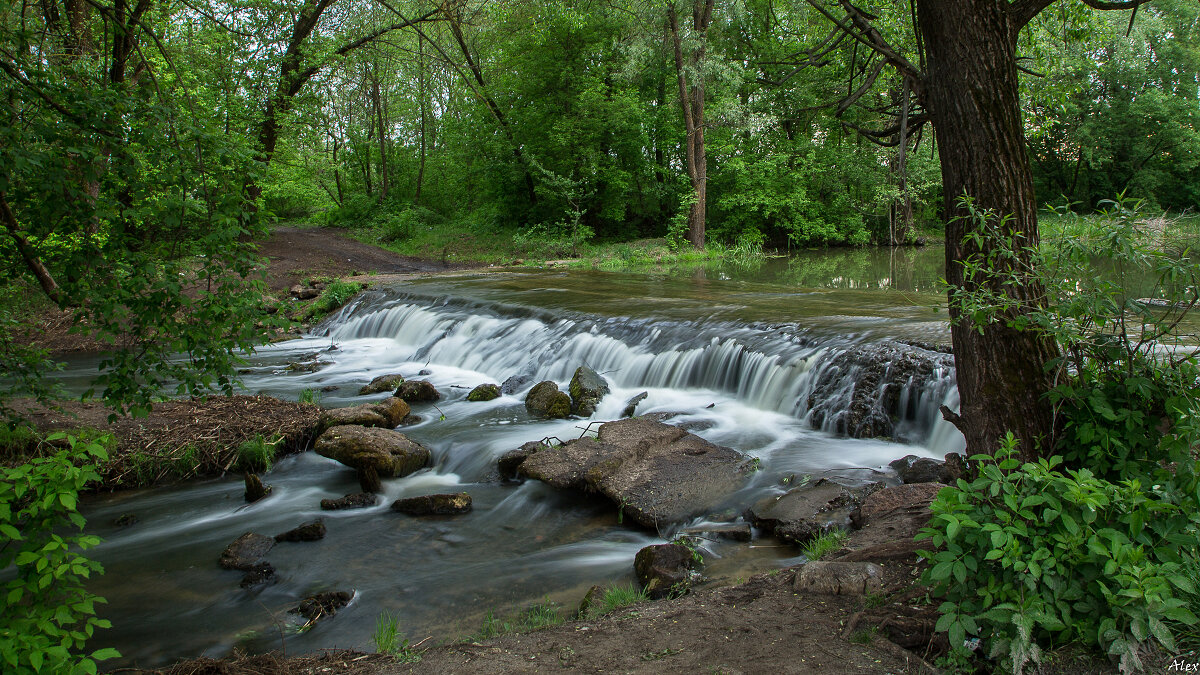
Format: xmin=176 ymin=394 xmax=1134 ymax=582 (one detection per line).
xmin=298 ymin=280 xmax=365 ymax=322
xmin=373 ymin=611 xmax=421 ymax=663
xmin=0 ymin=422 xmax=39 ymax=458
xmin=584 ymin=583 xmax=649 ymax=619
xmin=470 ymin=598 xmax=565 ymax=640
xmin=235 ymin=434 xmax=281 ymax=473
xmin=801 ymin=529 xmax=848 ymax=561
xmin=298 ymin=388 xmax=321 ymax=405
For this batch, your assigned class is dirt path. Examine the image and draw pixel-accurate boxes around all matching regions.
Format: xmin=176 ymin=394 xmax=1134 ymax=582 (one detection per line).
xmin=259 ymin=226 xmax=461 ymax=292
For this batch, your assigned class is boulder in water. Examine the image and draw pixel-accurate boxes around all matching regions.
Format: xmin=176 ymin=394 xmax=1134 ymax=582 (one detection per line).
xmin=806 ymin=342 xmax=954 ymax=440
xmin=219 ymin=532 xmax=274 ymax=570
xmin=501 ymin=374 xmax=533 ymax=395
xmin=747 ymin=476 xmax=881 ymax=545
xmin=467 ymin=383 xmax=502 ymax=402
xmin=391 ymin=492 xmax=472 ymax=516
xmin=318 ymin=397 xmax=410 ymax=431
xmin=314 ymin=425 xmax=430 ymax=483
xmin=359 ymin=373 xmax=405 ymax=396
xmin=320 ymin=493 xmax=378 ymax=510
xmin=275 ymin=519 xmax=327 ymax=542
xmin=634 ymin=543 xmax=698 ymax=599
xmin=396 ymin=380 xmax=440 ymax=403
xmin=524 ymin=381 xmax=571 ymax=419
xmin=519 ymin=418 xmax=753 ymax=527
xmin=569 ymin=366 xmax=610 ymax=417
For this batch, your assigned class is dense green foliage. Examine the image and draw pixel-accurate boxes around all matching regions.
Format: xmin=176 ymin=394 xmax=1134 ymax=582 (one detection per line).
xmin=930 ymin=198 xmax=1200 ymax=672
xmin=0 ymin=434 xmax=119 ymax=673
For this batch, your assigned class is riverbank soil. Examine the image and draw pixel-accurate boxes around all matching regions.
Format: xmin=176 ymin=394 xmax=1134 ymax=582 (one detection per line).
xmin=138 ymin=568 xmax=937 ymax=675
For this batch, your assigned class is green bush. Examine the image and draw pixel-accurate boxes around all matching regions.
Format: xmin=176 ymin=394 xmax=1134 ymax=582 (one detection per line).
xmin=0 ymin=433 xmax=119 ymax=673
xmin=917 ymin=437 xmax=1199 ymax=673
xmin=301 ymin=280 xmax=365 ymax=322
xmin=377 ymin=206 xmax=445 ymax=244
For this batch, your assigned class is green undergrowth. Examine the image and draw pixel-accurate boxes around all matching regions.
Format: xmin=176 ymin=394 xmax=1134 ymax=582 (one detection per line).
xmin=801 ymin=529 xmax=848 ymax=561
xmin=582 ymin=583 xmax=650 ymax=620
xmin=372 ymin=611 xmax=421 ymax=663
xmin=469 ymin=598 xmax=565 ymax=641
xmin=296 ymin=280 xmax=366 ymax=323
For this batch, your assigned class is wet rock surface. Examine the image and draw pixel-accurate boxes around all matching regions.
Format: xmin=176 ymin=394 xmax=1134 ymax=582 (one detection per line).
xmin=806 ymin=342 xmax=954 ymax=439
xmin=634 ymin=543 xmax=697 ymax=599
xmin=275 ymin=519 xmax=327 ymax=542
xmin=467 ymin=383 xmax=501 ymax=402
xmin=524 ymin=381 xmax=571 ymax=419
xmin=519 ymin=418 xmax=752 ymax=527
xmin=888 ymin=454 xmax=951 ymax=484
xmin=395 ymin=380 xmax=441 ymax=403
xmin=747 ymin=476 xmax=882 ymax=545
xmin=219 ymin=533 xmax=275 ymax=571
xmin=497 ymin=441 xmax=547 ymax=478
xmin=391 ymin=492 xmax=472 ymax=516
xmin=320 ymin=493 xmax=378 ymax=510
xmin=293 ymin=591 xmax=353 ymax=623
xmin=358 ymin=373 xmax=405 ymax=396
xmin=314 ymin=425 xmax=430 ymax=480
xmin=239 ymin=562 xmax=276 ymax=589
xmin=622 ymin=391 xmax=648 ymax=418
xmin=568 ymin=366 xmax=610 ymax=417
xmin=681 ymin=522 xmax=753 ymax=542
xmin=501 ymin=374 xmax=533 ymax=395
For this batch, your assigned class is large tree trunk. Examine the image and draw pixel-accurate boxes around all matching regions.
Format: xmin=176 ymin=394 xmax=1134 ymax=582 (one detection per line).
xmin=917 ymin=0 xmax=1060 ymax=460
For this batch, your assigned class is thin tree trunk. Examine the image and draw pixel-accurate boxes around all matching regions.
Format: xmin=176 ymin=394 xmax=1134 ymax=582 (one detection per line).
xmin=667 ymin=1 xmax=713 ymax=249
xmin=414 ymin=36 xmax=428 ymax=205
xmin=917 ymin=0 xmax=1061 ymax=460
xmin=371 ymin=68 xmax=390 ymax=201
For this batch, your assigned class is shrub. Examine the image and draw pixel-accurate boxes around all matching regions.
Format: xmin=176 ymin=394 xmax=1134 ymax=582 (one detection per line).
xmin=0 ymin=433 xmax=119 ymax=673
xmin=917 ymin=437 xmax=1199 ymax=674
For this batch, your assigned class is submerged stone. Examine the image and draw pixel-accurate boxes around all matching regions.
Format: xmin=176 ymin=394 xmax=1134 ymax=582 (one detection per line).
xmin=219 ymin=532 xmax=274 ymax=571
xmin=320 ymin=493 xmax=378 ymax=510
xmin=275 ymin=519 xmax=327 ymax=542
xmin=391 ymin=492 xmax=472 ymax=516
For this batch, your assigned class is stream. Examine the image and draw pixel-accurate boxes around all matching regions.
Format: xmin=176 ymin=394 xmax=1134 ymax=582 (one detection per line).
xmin=77 ymin=248 xmax=966 ymax=668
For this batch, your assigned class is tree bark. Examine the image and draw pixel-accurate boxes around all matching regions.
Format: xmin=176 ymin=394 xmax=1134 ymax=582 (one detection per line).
xmin=916 ymin=0 xmax=1061 ymax=459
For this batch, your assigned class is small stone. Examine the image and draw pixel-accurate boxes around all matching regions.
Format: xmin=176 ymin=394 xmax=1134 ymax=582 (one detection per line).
xmin=359 ymin=373 xmax=406 ymax=396
xmin=501 ymin=374 xmax=533 ymax=395
xmin=396 ymin=380 xmax=441 ymax=403
xmin=244 ymin=473 xmax=272 ymax=503
xmin=320 ymin=493 xmax=378 ymax=510
xmin=577 ymin=585 xmax=603 ymax=618
xmin=391 ymin=492 xmax=472 ymax=516
xmin=622 ymin=392 xmax=648 ymax=418
xmin=400 ymin=414 xmax=423 ymax=426
xmin=274 ymin=519 xmax=327 ymax=542
xmin=634 ymin=543 xmax=697 ymax=599
xmin=293 ymin=590 xmax=353 ymax=622
xmin=888 ymin=455 xmax=952 ymax=484
xmin=467 ymin=383 xmax=502 ymax=402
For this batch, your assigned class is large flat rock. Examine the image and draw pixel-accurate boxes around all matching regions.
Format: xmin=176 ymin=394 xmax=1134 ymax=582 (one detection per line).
xmin=518 ymin=418 xmax=752 ymax=528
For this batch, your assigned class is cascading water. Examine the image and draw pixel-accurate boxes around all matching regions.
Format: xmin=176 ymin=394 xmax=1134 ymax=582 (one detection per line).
xmin=75 ymin=265 xmax=964 ymax=667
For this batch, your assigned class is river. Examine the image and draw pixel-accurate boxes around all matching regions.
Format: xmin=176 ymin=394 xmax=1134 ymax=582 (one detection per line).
xmin=78 ymin=246 xmax=964 ymax=667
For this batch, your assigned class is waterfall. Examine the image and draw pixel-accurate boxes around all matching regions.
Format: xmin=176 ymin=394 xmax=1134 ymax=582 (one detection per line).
xmin=319 ymin=288 xmax=959 ymax=446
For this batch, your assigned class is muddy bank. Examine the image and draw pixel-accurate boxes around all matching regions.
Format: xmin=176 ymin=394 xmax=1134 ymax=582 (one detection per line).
xmin=5 ymin=396 xmax=321 ymax=491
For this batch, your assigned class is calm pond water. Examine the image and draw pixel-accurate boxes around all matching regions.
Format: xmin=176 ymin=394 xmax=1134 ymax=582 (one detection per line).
xmin=76 ymin=246 xmax=963 ymax=668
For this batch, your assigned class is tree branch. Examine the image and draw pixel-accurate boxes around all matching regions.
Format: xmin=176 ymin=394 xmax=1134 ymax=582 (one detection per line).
xmin=0 ymin=192 xmax=64 ymax=305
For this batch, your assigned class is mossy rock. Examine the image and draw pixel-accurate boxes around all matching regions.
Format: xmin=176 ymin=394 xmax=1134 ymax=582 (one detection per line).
xmin=525 ymin=381 xmax=571 ymax=419
xmin=467 ymin=383 xmax=502 ymax=402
